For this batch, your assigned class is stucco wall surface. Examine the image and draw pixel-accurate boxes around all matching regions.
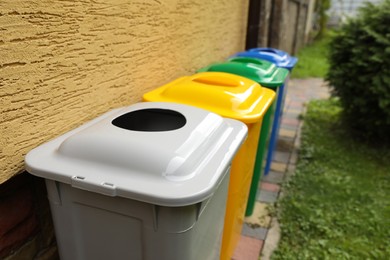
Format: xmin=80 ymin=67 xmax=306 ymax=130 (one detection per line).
xmin=0 ymin=0 xmax=249 ymax=184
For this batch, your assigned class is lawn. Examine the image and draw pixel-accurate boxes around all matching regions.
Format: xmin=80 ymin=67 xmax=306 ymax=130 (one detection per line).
xmin=272 ymin=99 xmax=390 ymax=259
xmin=291 ymin=32 xmax=334 ymax=79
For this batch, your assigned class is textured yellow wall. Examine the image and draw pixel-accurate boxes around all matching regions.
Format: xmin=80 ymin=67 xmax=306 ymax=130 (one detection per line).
xmin=0 ymin=0 xmax=249 ymax=184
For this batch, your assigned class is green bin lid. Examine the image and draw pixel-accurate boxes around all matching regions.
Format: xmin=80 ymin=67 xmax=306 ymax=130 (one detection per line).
xmin=198 ymin=57 xmax=289 ymax=88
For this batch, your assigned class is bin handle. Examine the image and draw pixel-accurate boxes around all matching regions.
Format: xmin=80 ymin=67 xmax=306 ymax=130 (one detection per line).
xmin=191 ymin=74 xmax=241 ymax=87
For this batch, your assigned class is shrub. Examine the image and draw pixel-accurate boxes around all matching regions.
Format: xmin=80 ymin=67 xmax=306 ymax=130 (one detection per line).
xmin=326 ymin=0 xmax=390 ymax=143
xmin=314 ymin=0 xmax=331 ymax=39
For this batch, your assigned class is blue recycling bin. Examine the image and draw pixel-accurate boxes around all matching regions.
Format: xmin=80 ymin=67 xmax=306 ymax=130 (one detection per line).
xmin=234 ymin=48 xmax=297 ymax=176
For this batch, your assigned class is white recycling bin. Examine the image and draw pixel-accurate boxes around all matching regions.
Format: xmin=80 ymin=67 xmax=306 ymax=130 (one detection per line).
xmin=25 ymin=102 xmax=247 ymax=260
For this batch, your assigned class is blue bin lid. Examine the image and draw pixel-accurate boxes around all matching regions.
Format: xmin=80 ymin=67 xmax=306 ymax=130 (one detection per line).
xmin=234 ymin=48 xmax=298 ymax=71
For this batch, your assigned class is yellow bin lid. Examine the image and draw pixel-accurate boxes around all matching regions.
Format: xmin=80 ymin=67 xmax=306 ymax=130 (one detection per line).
xmin=143 ymin=72 xmax=275 ymax=123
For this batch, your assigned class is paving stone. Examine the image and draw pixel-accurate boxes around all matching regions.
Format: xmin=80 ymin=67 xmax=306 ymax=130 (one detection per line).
xmin=257 ymin=189 xmax=279 ymax=203
xmin=270 ymin=162 xmax=287 ymax=172
xmin=283 ymin=112 xmax=300 ymax=119
xmin=289 ymin=101 xmax=304 ymax=108
xmin=273 ymin=151 xmax=290 ymax=163
xmin=294 ymin=122 xmax=303 ymax=149
xmin=261 ymin=218 xmax=281 ymax=260
xmin=239 ymin=78 xmax=332 ymax=260
xmin=283 ymin=105 xmax=289 ymax=113
xmin=241 ymin=223 xmax=268 ymax=240
xmin=279 ymin=124 xmax=298 ymax=131
xmin=260 ymin=182 xmax=280 ymax=193
xmin=281 ymin=118 xmax=300 ymax=127
xmin=285 ymin=163 xmax=297 ymax=180
xmin=289 ymin=149 xmax=299 ymax=165
xmin=287 ymin=108 xmax=303 ymax=114
xmin=291 ymin=95 xmax=306 ymax=102
xmin=232 ymin=235 xmax=263 ymax=260
xmin=276 ymin=137 xmax=295 ymax=152
xmin=319 ymin=92 xmax=330 ymax=99
xmin=279 ymin=129 xmax=296 ymax=138
xmin=262 ymin=171 xmax=284 ymax=184
xmin=244 ymin=202 xmax=271 ymax=228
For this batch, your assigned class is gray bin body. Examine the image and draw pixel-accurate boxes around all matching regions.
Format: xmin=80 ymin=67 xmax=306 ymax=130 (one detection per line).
xmin=26 ymin=102 xmax=247 ymax=260
xmin=46 ymin=174 xmax=228 ymax=260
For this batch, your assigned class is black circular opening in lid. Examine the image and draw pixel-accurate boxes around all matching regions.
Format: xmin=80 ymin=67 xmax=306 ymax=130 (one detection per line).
xmin=112 ymin=108 xmax=186 ymax=131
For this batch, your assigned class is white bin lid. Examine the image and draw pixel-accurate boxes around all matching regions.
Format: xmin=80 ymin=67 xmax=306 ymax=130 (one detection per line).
xmin=25 ymin=102 xmax=247 ymax=206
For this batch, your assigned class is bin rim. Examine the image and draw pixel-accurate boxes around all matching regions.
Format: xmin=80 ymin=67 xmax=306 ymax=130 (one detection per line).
xmin=235 ymin=47 xmax=298 ymax=70
xmin=143 ymin=72 xmax=276 ymax=124
xmin=198 ymin=58 xmax=289 ymax=88
xmin=25 ymin=102 xmax=248 ymax=207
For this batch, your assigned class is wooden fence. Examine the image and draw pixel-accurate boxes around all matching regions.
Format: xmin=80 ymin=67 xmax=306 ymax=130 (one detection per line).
xmin=247 ymin=0 xmax=316 ymax=55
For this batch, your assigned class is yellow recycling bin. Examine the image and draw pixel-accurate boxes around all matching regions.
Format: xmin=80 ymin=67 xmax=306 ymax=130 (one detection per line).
xmin=143 ymin=72 xmax=275 ymax=260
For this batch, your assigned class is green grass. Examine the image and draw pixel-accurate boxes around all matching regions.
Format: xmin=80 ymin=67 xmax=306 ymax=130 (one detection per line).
xmin=272 ymin=99 xmax=390 ymax=259
xmin=291 ymin=32 xmax=334 ymax=78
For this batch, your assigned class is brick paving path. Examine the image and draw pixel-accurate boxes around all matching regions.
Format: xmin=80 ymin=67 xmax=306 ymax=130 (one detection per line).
xmin=232 ymin=78 xmax=330 ymax=260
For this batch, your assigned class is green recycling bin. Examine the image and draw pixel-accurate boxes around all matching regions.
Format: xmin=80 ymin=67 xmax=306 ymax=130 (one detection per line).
xmin=234 ymin=48 xmax=298 ymax=177
xmin=198 ymin=57 xmax=289 ymax=216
